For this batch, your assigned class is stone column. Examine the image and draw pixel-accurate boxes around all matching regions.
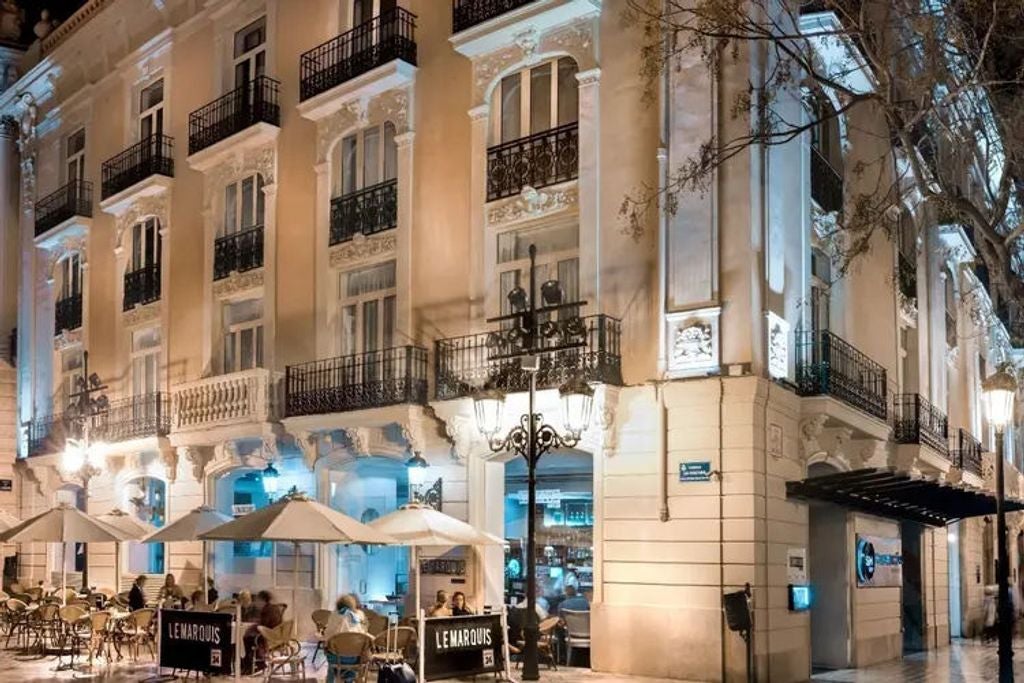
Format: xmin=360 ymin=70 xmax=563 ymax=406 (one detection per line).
xmin=0 ymin=116 xmax=18 ymax=353
xmin=313 ymin=162 xmax=331 ymax=360
xmin=575 ymin=68 xmax=601 ymax=314
xmin=395 ymin=131 xmax=415 ymax=341
xmin=468 ymin=105 xmax=489 ymax=326
xmin=261 ymin=182 xmax=278 ymax=372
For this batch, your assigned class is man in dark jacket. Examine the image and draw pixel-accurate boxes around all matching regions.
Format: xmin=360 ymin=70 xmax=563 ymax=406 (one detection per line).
xmin=128 ymin=574 xmax=147 ymax=611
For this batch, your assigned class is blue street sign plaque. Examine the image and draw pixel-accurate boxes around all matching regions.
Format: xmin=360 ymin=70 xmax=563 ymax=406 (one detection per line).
xmin=679 ymin=461 xmax=712 ymax=482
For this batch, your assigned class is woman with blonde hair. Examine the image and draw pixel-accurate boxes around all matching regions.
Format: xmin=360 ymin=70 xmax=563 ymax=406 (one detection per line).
xmin=324 ymin=593 xmax=368 ymax=682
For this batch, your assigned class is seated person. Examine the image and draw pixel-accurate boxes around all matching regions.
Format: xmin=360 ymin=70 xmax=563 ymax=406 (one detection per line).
xmin=325 ymin=594 xmax=368 ymax=683
xmin=451 ymin=591 xmax=474 ymax=616
xmin=188 ymin=589 xmax=205 ymax=610
xmin=515 ymin=589 xmax=550 ymax=619
xmin=128 ymin=575 xmax=147 ymax=612
xmin=427 ymin=590 xmax=451 ymax=617
xmin=239 ymin=590 xmax=260 ymax=621
xmin=206 ymin=577 xmax=219 ymax=605
xmin=242 ymin=591 xmax=282 ymax=674
xmin=558 ymin=586 xmax=589 ymax=614
xmin=157 ymin=573 xmax=184 ymax=607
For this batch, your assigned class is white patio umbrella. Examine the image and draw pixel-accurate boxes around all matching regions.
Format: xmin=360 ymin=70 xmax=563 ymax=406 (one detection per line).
xmin=96 ymin=508 xmax=155 ymax=594
xmin=142 ymin=505 xmax=234 ymax=599
xmin=0 ymin=503 xmax=130 ymax=603
xmin=198 ymin=490 xmax=396 ymax=618
xmin=367 ymin=502 xmax=504 ymax=621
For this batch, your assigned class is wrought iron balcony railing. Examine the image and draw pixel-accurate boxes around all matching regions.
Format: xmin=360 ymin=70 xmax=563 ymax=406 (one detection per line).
xmin=173 ymin=368 xmax=282 ymax=431
xmin=101 ymin=134 xmax=174 ymax=199
xmin=897 ymin=252 xmax=916 ymax=301
xmin=35 ymin=180 xmax=93 ymax=237
xmin=94 ymin=393 xmax=170 ymax=442
xmin=214 ymin=226 xmax=264 ymax=280
xmin=892 ymin=393 xmax=949 ymax=455
xmin=284 ymin=345 xmax=428 ymax=417
xmin=435 ymin=314 xmax=622 ymax=400
xmin=795 ymin=329 xmax=888 ymax=421
xmin=487 ymin=122 xmax=578 ymax=202
xmin=951 ymin=428 xmax=983 ymax=477
xmin=24 ymin=413 xmax=79 ymax=457
xmin=300 ymin=8 xmax=417 ymax=102
xmin=54 ymin=293 xmax=83 ymax=335
xmin=810 ymin=147 xmax=842 ymax=213
xmin=188 ymin=76 xmax=280 ymax=155
xmin=452 ymin=0 xmax=535 ymax=32
xmin=123 ymin=263 xmax=161 ymax=311
xmin=330 ymin=179 xmax=397 ymax=246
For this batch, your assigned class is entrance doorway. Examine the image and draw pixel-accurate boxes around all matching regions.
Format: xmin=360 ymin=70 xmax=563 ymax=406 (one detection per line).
xmin=901 ymin=520 xmax=925 ymax=653
xmin=807 ymin=462 xmax=850 ymax=671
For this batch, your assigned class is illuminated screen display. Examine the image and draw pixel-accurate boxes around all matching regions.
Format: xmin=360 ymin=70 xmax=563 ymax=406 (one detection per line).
xmin=788 ymin=584 xmax=811 ymax=611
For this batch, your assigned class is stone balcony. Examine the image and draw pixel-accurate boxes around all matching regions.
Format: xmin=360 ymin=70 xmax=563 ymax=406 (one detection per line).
xmin=170 ymin=368 xmax=283 ymax=447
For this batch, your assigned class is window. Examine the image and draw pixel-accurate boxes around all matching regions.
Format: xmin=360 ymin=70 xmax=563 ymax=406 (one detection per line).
xmin=66 ymin=128 xmax=86 ymax=183
xmin=810 ymin=248 xmax=831 ymax=334
xmin=131 ymin=327 xmax=161 ymax=397
xmin=223 ymin=174 xmax=266 ymax=237
xmin=335 ymin=123 xmax=397 ymax=198
xmin=339 ymin=260 xmax=396 ymax=356
xmin=496 ymin=220 xmax=579 ymax=320
xmin=60 ymin=347 xmax=83 ymax=411
xmin=125 ymin=477 xmax=166 ymax=575
xmin=492 ymin=58 xmax=578 ymax=145
xmin=57 ymin=254 xmax=82 ymax=301
xmin=233 ymin=16 xmax=266 ymax=87
xmin=131 ymin=218 xmax=161 ymax=272
xmin=139 ymin=79 xmax=164 ymax=139
xmin=223 ymin=299 xmax=264 ymax=373
xmin=945 ymin=273 xmax=957 ymax=347
xmin=810 ymin=96 xmax=842 ymax=172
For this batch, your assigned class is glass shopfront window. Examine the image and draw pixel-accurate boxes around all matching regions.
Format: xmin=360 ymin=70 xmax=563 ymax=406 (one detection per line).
xmin=503 ymin=451 xmax=593 ymax=611
xmin=124 ymin=477 xmax=166 ymax=575
xmin=326 ymin=457 xmax=410 ymax=616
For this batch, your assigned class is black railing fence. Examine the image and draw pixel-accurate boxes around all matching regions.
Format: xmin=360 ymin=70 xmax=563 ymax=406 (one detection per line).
xmin=452 ymin=0 xmax=536 ymax=32
xmin=892 ymin=393 xmax=948 ymax=455
xmin=951 ymin=428 xmax=983 ymax=476
xmin=285 ymin=345 xmax=428 ymax=417
xmin=487 ymin=123 xmax=579 ymax=202
xmin=101 ymin=134 xmax=174 ymax=199
xmin=93 ymin=393 xmax=170 ymax=442
xmin=25 ymin=413 xmax=80 ymax=456
xmin=330 ymin=179 xmax=397 ymax=246
xmin=35 ymin=180 xmax=93 ymax=237
xmin=435 ymin=314 xmax=622 ymax=400
xmin=795 ymin=329 xmax=888 ymax=421
xmin=300 ymin=8 xmax=417 ymax=101
xmin=54 ymin=293 xmax=83 ymax=335
xmin=214 ymin=226 xmax=264 ymax=280
xmin=810 ymin=147 xmax=843 ymax=213
xmin=123 ymin=263 xmax=161 ymax=311
xmin=188 ymin=76 xmax=280 ymax=155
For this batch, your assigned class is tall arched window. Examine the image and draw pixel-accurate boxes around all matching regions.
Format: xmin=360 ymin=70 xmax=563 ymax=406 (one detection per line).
xmin=331 ymin=123 xmax=398 ymax=245
xmin=125 ymin=477 xmax=166 ymax=575
xmin=124 ymin=217 xmax=161 ymax=310
xmin=55 ymin=254 xmax=83 ymax=335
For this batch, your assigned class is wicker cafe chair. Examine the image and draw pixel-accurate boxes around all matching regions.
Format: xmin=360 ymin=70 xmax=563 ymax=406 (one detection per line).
xmin=561 ymin=609 xmax=591 ymax=665
xmin=310 ymin=608 xmax=331 ymax=665
xmin=326 ymin=632 xmax=373 ymax=683
xmin=364 ymin=609 xmax=388 ymax=637
xmin=56 ymin=605 xmax=90 ymax=668
xmin=257 ymin=621 xmax=305 ymax=682
xmin=28 ymin=601 xmax=60 ymax=654
xmin=86 ymin=610 xmax=114 ymax=665
xmin=118 ymin=608 xmax=156 ymax=661
xmin=537 ymin=616 xmax=560 ymax=670
xmin=4 ymin=598 xmax=30 ymax=649
xmin=371 ymin=625 xmax=417 ymax=664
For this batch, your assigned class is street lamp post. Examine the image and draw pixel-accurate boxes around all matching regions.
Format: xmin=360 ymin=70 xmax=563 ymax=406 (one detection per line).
xmin=982 ymin=364 xmax=1018 ymax=683
xmin=472 ymin=244 xmax=594 ymax=681
xmin=61 ymin=350 xmax=109 ymax=591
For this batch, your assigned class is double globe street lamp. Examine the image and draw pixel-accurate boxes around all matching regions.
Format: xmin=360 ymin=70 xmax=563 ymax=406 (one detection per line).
xmin=471 ymin=243 xmax=595 ymax=681
xmin=982 ymin=364 xmax=1018 ymax=683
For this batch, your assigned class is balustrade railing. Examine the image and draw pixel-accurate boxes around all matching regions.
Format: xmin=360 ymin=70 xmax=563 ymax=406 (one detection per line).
xmin=810 ymin=147 xmax=842 ymax=213
xmin=174 ymin=368 xmax=281 ymax=430
xmin=330 ymin=179 xmax=397 ymax=246
xmin=452 ymin=0 xmax=535 ymax=32
xmin=35 ymin=180 xmax=93 ymax=237
xmin=94 ymin=393 xmax=170 ymax=442
xmin=951 ymin=428 xmax=983 ymax=476
xmin=487 ymin=122 xmax=578 ymax=202
xmin=188 ymin=76 xmax=280 ymax=155
xmin=300 ymin=8 xmax=417 ymax=101
xmin=795 ymin=329 xmax=888 ymax=421
xmin=435 ymin=314 xmax=622 ymax=400
xmin=123 ymin=263 xmax=161 ymax=311
xmin=101 ymin=134 xmax=174 ymax=199
xmin=285 ymin=346 xmax=428 ymax=417
xmin=54 ymin=293 xmax=83 ymax=335
xmin=892 ymin=393 xmax=949 ymax=455
xmin=214 ymin=226 xmax=264 ymax=280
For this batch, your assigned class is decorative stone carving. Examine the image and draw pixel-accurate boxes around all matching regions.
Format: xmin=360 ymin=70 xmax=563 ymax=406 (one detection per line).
xmin=852 ymin=438 xmax=888 ymax=470
xmin=16 ymin=92 xmax=36 ymax=155
xmin=212 ymin=268 xmax=264 ymax=298
xmin=159 ymin=447 xmax=178 ymax=483
xmin=486 ymin=185 xmax=577 ymax=226
xmin=201 ymin=143 xmax=277 ymax=215
xmin=343 ymin=427 xmax=370 ymax=457
xmin=400 ymin=422 xmax=424 ymax=454
xmin=945 ymin=344 xmax=959 ymax=367
xmin=370 ymin=89 xmax=411 ymax=134
xmin=328 ymin=232 xmax=397 ymax=268
xmin=673 ymin=323 xmax=712 ymax=364
xmin=513 ymin=28 xmax=539 ymax=58
xmin=292 ymin=431 xmax=320 ymax=470
xmin=53 ymin=327 xmax=82 ymax=351
xmin=768 ymin=424 xmax=784 ymax=459
xmin=442 ymin=415 xmax=475 ymax=463
xmin=114 ymin=194 xmax=170 ymax=253
xmin=766 ymin=312 xmax=789 ymax=380
xmin=897 ymin=289 xmax=918 ymax=327
xmin=123 ymin=301 xmax=160 ymax=327
xmin=316 ymin=87 xmax=412 ymax=163
xmin=181 ymin=446 xmax=213 ymax=483
xmin=666 ymin=307 xmax=721 ymax=376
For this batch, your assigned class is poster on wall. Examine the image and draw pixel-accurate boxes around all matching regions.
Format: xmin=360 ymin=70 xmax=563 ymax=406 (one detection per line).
xmin=855 ymin=534 xmax=903 ymax=587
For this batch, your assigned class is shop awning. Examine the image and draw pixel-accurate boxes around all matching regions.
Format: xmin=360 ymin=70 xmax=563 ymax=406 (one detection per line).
xmin=786 ymin=467 xmax=1024 ymax=526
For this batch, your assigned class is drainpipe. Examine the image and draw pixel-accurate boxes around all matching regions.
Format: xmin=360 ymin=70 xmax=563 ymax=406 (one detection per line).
xmin=658 ymin=382 xmax=669 ymax=522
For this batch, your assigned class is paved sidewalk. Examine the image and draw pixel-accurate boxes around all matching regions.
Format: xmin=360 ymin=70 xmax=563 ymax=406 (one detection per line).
xmin=811 ymin=637 xmax=1016 ymax=682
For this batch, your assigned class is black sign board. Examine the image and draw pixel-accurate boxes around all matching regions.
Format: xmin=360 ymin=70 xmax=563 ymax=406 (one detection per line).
xmin=420 ymin=558 xmax=466 ymax=575
xmin=422 ymin=614 xmax=505 ymax=681
xmin=159 ymin=608 xmax=235 ymax=675
xmin=0 ymin=479 xmax=12 ymax=492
